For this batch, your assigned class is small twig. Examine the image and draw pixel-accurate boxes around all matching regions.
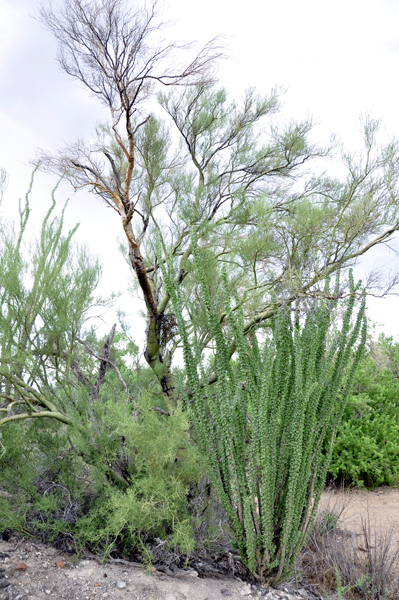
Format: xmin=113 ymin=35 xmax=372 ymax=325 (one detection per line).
xmin=152 ymin=406 xmax=170 ymax=416
xmin=77 ymin=337 xmax=129 ymax=399
xmin=107 ymin=557 xmax=142 ymax=567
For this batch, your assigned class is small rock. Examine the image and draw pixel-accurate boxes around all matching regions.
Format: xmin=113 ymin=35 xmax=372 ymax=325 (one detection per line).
xmin=15 ymin=563 xmax=27 ymax=572
xmin=221 ymin=589 xmax=232 ymax=596
xmin=241 ymin=583 xmax=252 ymax=596
xmin=187 ymin=570 xmax=198 ymax=577
xmin=45 ymin=591 xmax=51 ymax=595
xmin=0 ymin=580 xmax=11 ymax=590
xmin=3 ymin=559 xmax=9 ymax=564
xmin=116 ymin=581 xmax=127 ymax=589
xmin=55 ymin=559 xmax=64 ymax=569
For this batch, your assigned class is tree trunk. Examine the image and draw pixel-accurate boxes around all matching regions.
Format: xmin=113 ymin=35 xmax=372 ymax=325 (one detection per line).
xmin=125 ymin=228 xmax=180 ymax=409
xmin=144 ymin=321 xmax=179 ymax=407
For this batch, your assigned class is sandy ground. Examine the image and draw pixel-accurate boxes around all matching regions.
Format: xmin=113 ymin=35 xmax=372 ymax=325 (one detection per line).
xmin=319 ymin=485 xmax=399 ymax=543
xmin=0 ymin=543 xmax=251 ymax=600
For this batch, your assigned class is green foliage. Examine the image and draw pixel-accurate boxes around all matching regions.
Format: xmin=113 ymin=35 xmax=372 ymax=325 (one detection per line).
xmin=333 ymin=565 xmax=353 ymax=600
xmin=0 ymin=171 xmax=108 ymax=427
xmin=328 ymin=335 xmax=399 ymax=488
xmin=0 ymin=416 xmax=98 ymax=540
xmin=162 ymin=230 xmax=367 ymax=584
xmin=0 ymin=385 xmax=203 ymax=556
xmin=0 ymin=179 xmax=203 ymax=561
xmin=74 ymin=390 xmax=202 ymax=558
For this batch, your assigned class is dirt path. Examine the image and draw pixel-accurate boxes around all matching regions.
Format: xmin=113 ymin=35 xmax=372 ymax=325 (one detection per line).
xmin=319 ymin=485 xmax=399 ymax=544
xmin=0 ymin=541 xmax=247 ymax=600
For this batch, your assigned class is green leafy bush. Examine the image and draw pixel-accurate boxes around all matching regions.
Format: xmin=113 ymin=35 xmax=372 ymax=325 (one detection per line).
xmin=74 ymin=390 xmax=202 ymax=558
xmin=0 ymin=387 xmax=203 ymax=557
xmin=328 ymin=336 xmax=399 ymax=488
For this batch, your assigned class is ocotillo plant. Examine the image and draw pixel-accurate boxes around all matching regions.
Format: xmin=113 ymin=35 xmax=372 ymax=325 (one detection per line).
xmin=161 ymin=234 xmax=367 ymax=584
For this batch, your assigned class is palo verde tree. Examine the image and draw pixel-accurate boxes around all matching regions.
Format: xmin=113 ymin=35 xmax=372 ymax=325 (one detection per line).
xmin=161 ymin=232 xmax=367 ymax=583
xmin=35 ymin=0 xmax=224 ymax=407
xmin=35 ymin=0 xmax=399 ymax=411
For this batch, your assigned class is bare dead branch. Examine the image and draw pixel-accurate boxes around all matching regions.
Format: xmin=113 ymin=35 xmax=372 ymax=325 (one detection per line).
xmin=92 ymin=323 xmax=117 ymax=400
xmin=77 ymin=327 xmax=130 ymax=398
xmin=152 ymin=406 xmax=170 ymax=416
xmin=37 ymin=0 xmax=225 ymax=113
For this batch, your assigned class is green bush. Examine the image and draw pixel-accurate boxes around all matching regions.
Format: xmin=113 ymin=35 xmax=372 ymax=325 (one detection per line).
xmin=74 ymin=390 xmax=202 ymax=558
xmin=0 ymin=418 xmax=95 ymax=541
xmin=0 ymin=385 xmax=204 ymax=558
xmin=328 ymin=336 xmax=399 ymax=488
xmin=0 ymin=185 xmax=205 ymax=559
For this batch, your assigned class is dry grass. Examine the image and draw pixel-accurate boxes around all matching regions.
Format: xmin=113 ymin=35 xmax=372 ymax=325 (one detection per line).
xmin=295 ymin=485 xmax=399 ymax=599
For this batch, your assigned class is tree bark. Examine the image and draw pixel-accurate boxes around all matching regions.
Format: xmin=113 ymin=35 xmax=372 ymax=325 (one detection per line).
xmin=124 ymin=219 xmax=180 ymax=408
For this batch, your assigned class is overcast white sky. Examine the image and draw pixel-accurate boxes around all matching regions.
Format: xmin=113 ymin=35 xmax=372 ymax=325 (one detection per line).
xmin=1 ymin=0 xmax=399 ymax=345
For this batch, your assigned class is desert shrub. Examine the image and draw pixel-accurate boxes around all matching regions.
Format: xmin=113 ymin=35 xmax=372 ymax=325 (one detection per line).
xmin=0 ymin=384 xmax=204 ymax=557
xmin=74 ymin=390 xmax=203 ymax=559
xmin=297 ymin=497 xmax=399 ymax=599
xmin=0 ymin=185 xmax=206 ymax=557
xmin=0 ymin=414 xmax=104 ymax=541
xmin=328 ymin=336 xmax=399 ymax=488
